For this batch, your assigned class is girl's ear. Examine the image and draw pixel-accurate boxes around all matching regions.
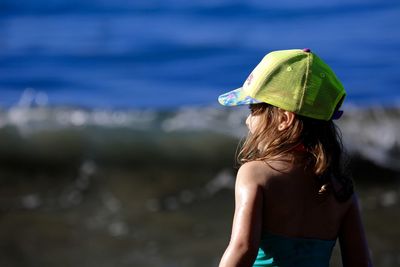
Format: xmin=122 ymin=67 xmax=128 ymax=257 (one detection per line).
xmin=277 ymin=110 xmax=295 ymax=131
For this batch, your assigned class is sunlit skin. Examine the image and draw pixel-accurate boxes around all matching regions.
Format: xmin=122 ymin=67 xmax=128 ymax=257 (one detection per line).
xmin=246 ymin=109 xmax=295 ymax=134
xmin=219 ymin=110 xmax=373 ymax=267
xmin=245 ymin=113 xmax=259 ymax=134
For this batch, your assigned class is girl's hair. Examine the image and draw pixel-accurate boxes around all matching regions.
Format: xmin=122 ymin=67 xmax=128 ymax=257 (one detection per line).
xmin=238 ymin=103 xmax=354 ymax=202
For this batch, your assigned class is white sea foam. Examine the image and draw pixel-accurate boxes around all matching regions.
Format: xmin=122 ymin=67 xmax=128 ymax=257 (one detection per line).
xmin=21 ymin=194 xmax=42 ymax=209
xmin=161 ymin=105 xmax=248 ymax=137
xmin=0 ymin=104 xmax=399 ymax=171
xmin=338 ymin=106 xmax=400 ymax=170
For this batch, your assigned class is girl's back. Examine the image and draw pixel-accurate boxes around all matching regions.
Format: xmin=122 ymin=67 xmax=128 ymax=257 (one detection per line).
xmin=259 ymin=160 xmax=351 ymax=240
xmin=236 ymin=160 xmax=370 ymax=267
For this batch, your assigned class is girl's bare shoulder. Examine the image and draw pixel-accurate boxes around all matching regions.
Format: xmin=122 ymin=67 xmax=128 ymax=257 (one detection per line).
xmin=237 ymin=160 xmax=280 ymax=186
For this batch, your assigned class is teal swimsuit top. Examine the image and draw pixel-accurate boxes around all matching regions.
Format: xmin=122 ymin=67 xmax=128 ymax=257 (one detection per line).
xmin=253 ymin=232 xmax=336 ymax=267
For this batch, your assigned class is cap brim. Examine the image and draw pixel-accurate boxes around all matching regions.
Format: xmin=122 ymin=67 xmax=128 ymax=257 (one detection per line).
xmin=218 ymin=87 xmax=261 ymax=106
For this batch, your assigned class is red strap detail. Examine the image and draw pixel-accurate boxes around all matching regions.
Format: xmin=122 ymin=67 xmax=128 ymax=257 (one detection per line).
xmin=293 ymin=144 xmax=307 ymax=152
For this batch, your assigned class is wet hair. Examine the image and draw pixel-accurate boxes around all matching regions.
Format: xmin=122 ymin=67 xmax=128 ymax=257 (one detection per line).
xmin=238 ymin=103 xmax=354 ymax=202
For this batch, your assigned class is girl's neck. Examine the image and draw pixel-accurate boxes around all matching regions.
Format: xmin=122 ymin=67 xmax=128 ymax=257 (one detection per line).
xmin=262 ymin=148 xmax=310 ymax=172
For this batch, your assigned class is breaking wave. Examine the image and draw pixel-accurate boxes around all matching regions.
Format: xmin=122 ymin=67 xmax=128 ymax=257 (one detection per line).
xmin=0 ymin=96 xmax=399 ymax=172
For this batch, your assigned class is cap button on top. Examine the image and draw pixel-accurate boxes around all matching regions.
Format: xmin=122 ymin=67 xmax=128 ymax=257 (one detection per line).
xmin=303 ymin=48 xmax=311 ymax=52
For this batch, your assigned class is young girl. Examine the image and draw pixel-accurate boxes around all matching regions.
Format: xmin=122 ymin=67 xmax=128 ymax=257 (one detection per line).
xmin=217 ymin=49 xmax=372 ymax=267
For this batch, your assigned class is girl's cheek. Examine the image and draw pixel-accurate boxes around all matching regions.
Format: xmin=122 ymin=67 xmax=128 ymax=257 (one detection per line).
xmin=246 ymin=115 xmax=251 ymax=129
xmin=246 ymin=115 xmax=255 ymax=133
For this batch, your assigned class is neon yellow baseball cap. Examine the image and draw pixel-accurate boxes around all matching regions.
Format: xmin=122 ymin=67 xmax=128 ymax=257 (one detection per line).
xmin=218 ymin=49 xmax=346 ymax=121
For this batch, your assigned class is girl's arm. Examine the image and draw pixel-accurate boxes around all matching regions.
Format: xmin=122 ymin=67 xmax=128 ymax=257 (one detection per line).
xmin=338 ymin=194 xmax=373 ymax=267
xmin=219 ymin=163 xmax=264 ymax=267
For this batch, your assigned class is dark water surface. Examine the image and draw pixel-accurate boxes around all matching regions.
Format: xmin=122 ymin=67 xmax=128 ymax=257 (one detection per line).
xmin=0 ymin=157 xmax=399 ymax=267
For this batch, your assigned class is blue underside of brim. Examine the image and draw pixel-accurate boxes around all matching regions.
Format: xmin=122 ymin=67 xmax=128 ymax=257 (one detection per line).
xmin=218 ymin=88 xmax=261 ymax=106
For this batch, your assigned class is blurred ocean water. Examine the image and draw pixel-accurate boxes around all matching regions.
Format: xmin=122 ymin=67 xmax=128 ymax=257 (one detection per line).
xmin=1 ymin=0 xmax=400 ymax=108
xmin=0 ymin=102 xmax=399 ymax=172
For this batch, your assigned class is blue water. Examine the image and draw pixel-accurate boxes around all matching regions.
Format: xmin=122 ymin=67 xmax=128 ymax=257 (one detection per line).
xmin=1 ymin=0 xmax=400 ymax=109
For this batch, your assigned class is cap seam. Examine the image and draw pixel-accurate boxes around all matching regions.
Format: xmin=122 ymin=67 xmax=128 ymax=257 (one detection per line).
xmin=299 ymin=52 xmax=312 ymax=111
